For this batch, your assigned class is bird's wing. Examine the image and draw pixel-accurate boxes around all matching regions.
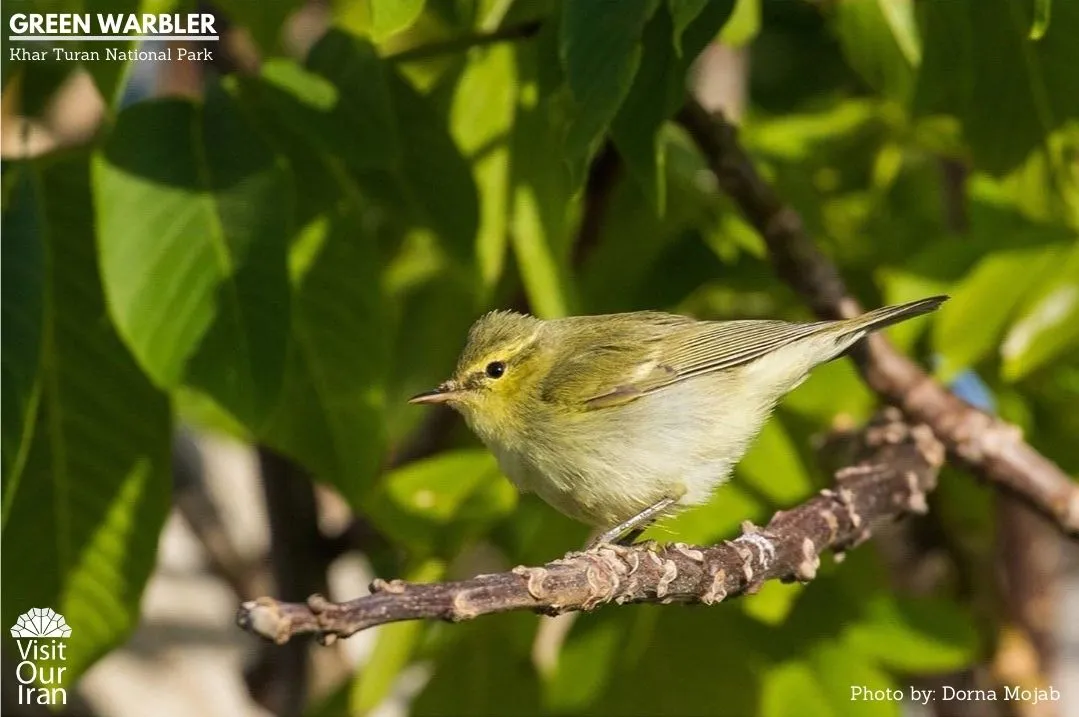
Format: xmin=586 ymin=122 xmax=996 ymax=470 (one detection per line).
xmin=540 ymin=316 xmax=828 ymax=410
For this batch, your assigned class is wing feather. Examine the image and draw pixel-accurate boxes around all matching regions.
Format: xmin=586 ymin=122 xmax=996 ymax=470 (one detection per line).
xmin=538 ymin=314 xmax=832 ymax=410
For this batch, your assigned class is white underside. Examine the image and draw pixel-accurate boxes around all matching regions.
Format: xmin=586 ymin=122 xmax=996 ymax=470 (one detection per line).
xmin=481 ymin=332 xmax=858 ymax=528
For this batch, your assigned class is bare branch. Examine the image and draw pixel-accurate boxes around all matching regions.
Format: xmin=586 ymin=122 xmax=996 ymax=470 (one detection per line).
xmin=238 ymin=413 xmax=944 ymax=644
xmin=677 ymin=99 xmax=1079 ymax=539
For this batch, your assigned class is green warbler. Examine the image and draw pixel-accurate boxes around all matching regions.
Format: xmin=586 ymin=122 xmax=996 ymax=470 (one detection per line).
xmin=410 ymin=296 xmax=946 ymax=546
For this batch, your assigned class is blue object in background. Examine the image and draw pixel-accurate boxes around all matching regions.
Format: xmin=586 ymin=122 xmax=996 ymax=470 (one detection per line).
xmin=948 ymin=366 xmax=997 ymax=414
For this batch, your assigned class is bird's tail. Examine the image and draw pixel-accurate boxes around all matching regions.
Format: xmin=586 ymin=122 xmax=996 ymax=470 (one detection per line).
xmin=838 ymin=295 xmax=949 ymax=337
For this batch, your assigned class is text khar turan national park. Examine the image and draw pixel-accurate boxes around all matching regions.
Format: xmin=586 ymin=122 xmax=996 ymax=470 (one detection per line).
xmin=8 ymin=14 xmax=217 ymax=63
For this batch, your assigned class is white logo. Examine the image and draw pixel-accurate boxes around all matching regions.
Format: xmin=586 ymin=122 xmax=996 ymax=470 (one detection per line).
xmin=10 ymin=607 xmax=70 ymax=707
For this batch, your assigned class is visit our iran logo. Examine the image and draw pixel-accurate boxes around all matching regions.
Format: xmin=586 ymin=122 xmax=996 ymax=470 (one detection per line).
xmin=10 ymin=607 xmax=72 ymax=707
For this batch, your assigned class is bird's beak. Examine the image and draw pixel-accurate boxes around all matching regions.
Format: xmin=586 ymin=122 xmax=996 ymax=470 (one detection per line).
xmin=408 ymin=380 xmax=461 ymax=405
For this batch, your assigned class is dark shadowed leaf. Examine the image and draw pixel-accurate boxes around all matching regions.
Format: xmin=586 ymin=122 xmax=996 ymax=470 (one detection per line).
xmin=914 ymin=0 xmax=1079 ymax=174
xmin=1 ymin=167 xmax=44 ymax=495
xmin=93 ymin=85 xmax=293 ymax=429
xmin=299 ymin=31 xmax=480 ymax=266
xmin=560 ymin=0 xmax=656 ymax=163
xmin=1 ymin=155 xmax=171 ymax=682
xmin=262 ymin=208 xmax=389 ymax=506
xmin=611 ymin=0 xmax=735 ymax=211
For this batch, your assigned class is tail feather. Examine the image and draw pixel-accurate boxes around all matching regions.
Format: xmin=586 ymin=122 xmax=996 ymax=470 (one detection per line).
xmin=843 ymin=295 xmax=949 ymax=335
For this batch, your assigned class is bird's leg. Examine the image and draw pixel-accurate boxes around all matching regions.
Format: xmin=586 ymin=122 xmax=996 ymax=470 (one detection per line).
xmin=586 ymin=497 xmax=677 ymax=550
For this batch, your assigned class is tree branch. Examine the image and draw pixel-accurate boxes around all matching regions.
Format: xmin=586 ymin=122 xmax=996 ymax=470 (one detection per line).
xmin=676 ymin=99 xmax=1079 ymax=539
xmin=387 ymin=21 xmax=542 ymax=64
xmin=238 ymin=412 xmax=944 ymax=644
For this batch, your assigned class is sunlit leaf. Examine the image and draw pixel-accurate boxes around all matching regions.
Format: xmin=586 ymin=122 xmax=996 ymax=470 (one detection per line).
xmin=1001 ymin=243 xmax=1079 ymax=380
xmin=845 ymin=596 xmax=980 ymax=672
xmin=761 ymin=660 xmax=835 ymax=717
xmin=370 ymin=0 xmax=426 ymax=41
xmin=719 ymin=0 xmax=761 ymax=47
xmin=94 ymin=85 xmax=293 ymax=428
xmin=367 ymin=450 xmax=517 ymax=551
xmin=450 ymin=44 xmax=516 ymax=293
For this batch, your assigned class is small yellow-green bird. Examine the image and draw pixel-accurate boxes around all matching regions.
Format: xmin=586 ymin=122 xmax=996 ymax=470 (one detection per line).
xmin=411 ymin=296 xmax=946 ymax=547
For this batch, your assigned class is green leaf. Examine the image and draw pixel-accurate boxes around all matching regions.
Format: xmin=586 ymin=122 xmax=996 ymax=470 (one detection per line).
xmin=508 ymin=44 xmax=579 ymax=318
xmin=1001 ymin=242 xmax=1079 ymax=380
xmin=933 ymin=244 xmax=1065 ymax=379
xmin=1 ymin=168 xmax=44 ymax=497
xmin=810 ymin=641 xmax=901 ymax=717
xmin=914 ymin=0 xmax=1079 ymax=174
xmin=832 ymin=0 xmax=918 ymax=103
xmin=415 ymin=613 xmax=543 ymax=716
xmin=305 ymin=31 xmax=480 ymax=265
xmin=450 ymin=44 xmax=516 ymax=293
xmin=1 ymin=155 xmax=171 ymax=682
xmin=366 ymin=449 xmax=517 ymax=551
xmin=556 ymin=606 xmax=768 ymax=715
xmin=559 ymin=0 xmax=657 ymax=162
xmin=262 ymin=209 xmax=389 ymax=506
xmin=370 ymin=0 xmax=426 ymax=40
xmin=1030 ymin=0 xmax=1052 ymax=39
xmin=719 ymin=0 xmax=761 ymax=47
xmin=669 ymin=0 xmax=710 ymax=53
xmin=761 ymin=661 xmax=835 ymax=717
xmin=93 ymin=85 xmax=293 ymax=429
xmin=845 ymin=596 xmax=980 ymax=673
xmin=611 ymin=0 xmax=735 ymax=212
xmin=735 ymin=415 xmax=815 ymax=505
xmin=543 ymin=610 xmax=624 ymax=711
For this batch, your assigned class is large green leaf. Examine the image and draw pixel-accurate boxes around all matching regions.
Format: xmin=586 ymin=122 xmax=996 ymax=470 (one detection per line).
xmin=1 ymin=155 xmax=171 ymax=681
xmin=559 ymin=0 xmax=657 ymax=162
xmin=93 ymin=84 xmax=293 ymax=429
xmin=415 ymin=613 xmax=543 ymax=716
xmin=450 ymin=44 xmax=516 ymax=294
xmin=262 ymin=208 xmax=389 ymax=506
xmin=366 ymin=449 xmax=517 ymax=553
xmin=610 ymin=0 xmax=735 ymax=212
xmin=914 ymin=0 xmax=1079 ymax=174
xmin=844 ymin=595 xmax=980 ymax=673
xmin=370 ymin=0 xmax=426 ymax=40
xmin=760 ymin=661 xmax=835 ymax=717
xmin=304 ymin=31 xmax=480 ymax=266
xmin=832 ymin=0 xmax=918 ymax=103
xmin=932 ymin=244 xmax=1065 ymax=379
xmin=719 ymin=0 xmax=761 ymax=47
xmin=1 ymin=168 xmax=44 ymax=497
xmin=735 ymin=414 xmax=815 ymax=506
xmin=508 ymin=40 xmax=579 ymax=318
xmin=1001 ymin=242 xmax=1079 ymax=380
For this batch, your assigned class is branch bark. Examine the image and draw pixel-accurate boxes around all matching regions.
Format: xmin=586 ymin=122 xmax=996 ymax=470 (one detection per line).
xmin=239 ymin=412 xmax=943 ymax=644
xmin=676 ymin=99 xmax=1079 ymax=539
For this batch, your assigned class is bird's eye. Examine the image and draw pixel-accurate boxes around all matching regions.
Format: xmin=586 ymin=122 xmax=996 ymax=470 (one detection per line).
xmin=485 ymin=361 xmax=506 ymax=379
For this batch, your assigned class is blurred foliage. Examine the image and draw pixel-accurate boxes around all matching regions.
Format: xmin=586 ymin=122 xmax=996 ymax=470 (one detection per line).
xmin=2 ymin=0 xmax=1077 ymax=714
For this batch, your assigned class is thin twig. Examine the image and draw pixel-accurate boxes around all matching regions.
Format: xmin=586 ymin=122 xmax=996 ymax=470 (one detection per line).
xmin=238 ymin=413 xmax=944 ymax=643
xmin=387 ymin=21 xmax=542 ymax=64
xmin=676 ymin=99 xmax=1079 ymax=539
